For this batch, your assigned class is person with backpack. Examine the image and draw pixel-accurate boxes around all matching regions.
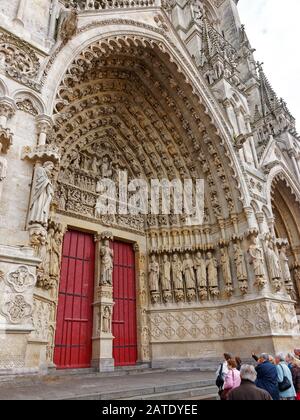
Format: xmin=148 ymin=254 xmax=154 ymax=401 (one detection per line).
xmin=216 ymin=353 xmax=231 ymax=396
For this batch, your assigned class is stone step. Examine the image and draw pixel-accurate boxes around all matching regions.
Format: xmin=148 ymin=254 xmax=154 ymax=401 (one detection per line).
xmin=64 ymin=378 xmax=216 ymax=400
xmin=121 ymin=385 xmax=218 ymax=400
xmin=0 ymin=365 xmax=166 ymax=384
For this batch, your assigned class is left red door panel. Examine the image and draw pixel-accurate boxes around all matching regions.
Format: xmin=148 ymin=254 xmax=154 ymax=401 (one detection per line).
xmin=54 ymin=230 xmax=95 ymax=369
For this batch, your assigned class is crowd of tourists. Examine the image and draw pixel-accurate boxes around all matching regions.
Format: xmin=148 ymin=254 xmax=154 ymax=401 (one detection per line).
xmin=216 ymin=350 xmax=300 ymax=400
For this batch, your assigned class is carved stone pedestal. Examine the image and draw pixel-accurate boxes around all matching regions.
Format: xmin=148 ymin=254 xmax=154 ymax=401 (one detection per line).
xmin=92 ymin=285 xmax=114 ymax=372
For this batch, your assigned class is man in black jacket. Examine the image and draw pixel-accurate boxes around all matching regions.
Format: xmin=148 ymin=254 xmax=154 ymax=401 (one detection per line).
xmin=227 ymin=365 xmax=272 ymax=400
xmin=251 ymin=353 xmax=279 ymax=400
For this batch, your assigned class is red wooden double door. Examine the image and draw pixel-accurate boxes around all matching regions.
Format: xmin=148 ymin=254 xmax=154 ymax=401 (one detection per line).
xmin=54 ymin=230 xmax=137 ymax=369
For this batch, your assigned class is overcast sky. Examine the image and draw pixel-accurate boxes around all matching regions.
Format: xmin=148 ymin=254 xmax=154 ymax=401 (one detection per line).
xmin=238 ymin=0 xmax=300 ymax=131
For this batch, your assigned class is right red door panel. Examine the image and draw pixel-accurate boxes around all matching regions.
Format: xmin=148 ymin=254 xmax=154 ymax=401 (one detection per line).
xmin=112 ymin=241 xmax=137 ymax=367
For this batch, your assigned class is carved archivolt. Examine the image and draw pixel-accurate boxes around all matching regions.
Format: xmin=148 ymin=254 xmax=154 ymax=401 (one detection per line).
xmin=46 ymin=35 xmax=246 ymax=238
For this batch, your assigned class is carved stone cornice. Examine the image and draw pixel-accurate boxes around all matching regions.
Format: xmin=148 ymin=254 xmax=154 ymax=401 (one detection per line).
xmin=21 ymin=145 xmax=60 ymax=164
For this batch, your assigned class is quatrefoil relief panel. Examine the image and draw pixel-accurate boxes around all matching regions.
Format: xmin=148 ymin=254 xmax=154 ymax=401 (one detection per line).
xmin=6 ymin=266 xmax=36 ymax=293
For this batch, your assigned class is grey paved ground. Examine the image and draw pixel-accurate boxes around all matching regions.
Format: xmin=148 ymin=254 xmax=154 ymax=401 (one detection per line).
xmin=0 ymin=370 xmax=215 ymax=400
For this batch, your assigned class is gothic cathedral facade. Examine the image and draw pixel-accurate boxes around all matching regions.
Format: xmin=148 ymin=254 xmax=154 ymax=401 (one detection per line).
xmin=0 ymin=0 xmax=300 ymax=374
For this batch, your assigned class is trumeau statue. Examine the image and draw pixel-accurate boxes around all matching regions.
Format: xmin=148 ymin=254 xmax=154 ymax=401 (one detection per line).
xmin=0 ymin=143 xmax=7 ymax=202
xmin=100 ymin=239 xmax=113 ymax=286
xmin=149 ymin=255 xmax=159 ymax=292
xmin=172 ymin=253 xmax=183 ymax=290
xmin=29 ymin=162 xmax=54 ymax=227
xmin=160 ymin=254 xmax=171 ymax=291
xmin=182 ymin=253 xmax=196 ymax=289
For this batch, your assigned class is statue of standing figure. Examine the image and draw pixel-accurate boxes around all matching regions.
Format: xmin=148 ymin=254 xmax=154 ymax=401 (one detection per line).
xmin=100 ymin=239 xmax=113 ymax=286
xmin=266 ymin=240 xmax=282 ymax=291
xmin=0 ymin=143 xmax=7 ymax=202
xmin=194 ymin=252 xmax=207 ymax=288
xmin=279 ymin=244 xmax=292 ymax=284
xmin=172 ymin=254 xmax=183 ymax=290
xmin=294 ymin=265 xmax=300 ymax=298
xmin=278 ymin=244 xmax=294 ymax=295
xmin=233 ymin=242 xmax=248 ymax=294
xmin=248 ymin=234 xmax=266 ymax=289
xmin=102 ymin=306 xmax=112 ymax=334
xmin=182 ymin=253 xmax=196 ymax=289
xmin=29 ymin=162 xmax=54 ymax=227
xmin=194 ymin=251 xmax=207 ymax=300
xmin=220 ymin=247 xmax=233 ymax=297
xmin=160 ymin=254 xmax=171 ymax=291
xmin=149 ymin=255 xmax=159 ymax=292
xmin=206 ymin=252 xmax=219 ymax=296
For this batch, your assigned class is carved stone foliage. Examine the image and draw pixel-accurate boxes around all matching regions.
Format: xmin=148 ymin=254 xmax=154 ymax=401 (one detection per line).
xmin=149 ymin=300 xmax=298 ymax=343
xmin=16 ymin=98 xmax=39 ymax=116
xmin=0 ymin=30 xmax=40 ymax=90
xmin=62 ymin=0 xmax=156 ymax=9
